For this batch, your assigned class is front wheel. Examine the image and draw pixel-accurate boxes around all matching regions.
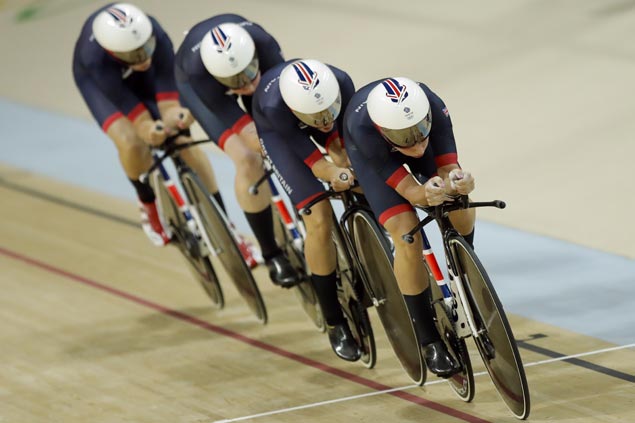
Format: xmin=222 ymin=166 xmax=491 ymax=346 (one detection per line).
xmin=449 ymin=236 xmax=530 ymax=419
xmin=429 ymin=276 xmax=474 ymax=402
xmin=181 ymin=172 xmax=268 ymax=324
xmin=153 ymin=172 xmax=224 ymax=309
xmin=350 ymin=210 xmax=425 ymax=385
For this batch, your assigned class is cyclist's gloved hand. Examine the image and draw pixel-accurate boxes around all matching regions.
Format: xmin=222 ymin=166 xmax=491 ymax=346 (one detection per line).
xmin=147 ymin=121 xmax=168 ymax=146
xmin=165 ymin=107 xmax=194 ymax=131
xmin=331 ymin=167 xmax=355 ymax=192
xmin=175 ymin=108 xmax=194 ymax=129
xmin=449 ymin=169 xmax=475 ymax=195
xmin=425 ymin=176 xmax=446 ymax=205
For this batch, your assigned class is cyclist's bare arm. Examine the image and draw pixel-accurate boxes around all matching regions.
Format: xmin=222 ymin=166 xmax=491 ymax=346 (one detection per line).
xmin=326 ymin=137 xmax=351 ymax=169
xmin=132 ymin=109 xmax=167 ymax=146
xmin=237 ymin=121 xmax=263 ymax=154
xmin=311 ymin=157 xmax=354 ymax=192
xmin=158 ymin=99 xmax=194 ymax=132
xmin=395 ymin=174 xmax=447 ymax=206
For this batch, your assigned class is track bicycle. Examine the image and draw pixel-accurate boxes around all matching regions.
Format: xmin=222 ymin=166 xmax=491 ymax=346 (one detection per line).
xmin=249 ymin=163 xmax=326 ymax=332
xmin=142 ymin=134 xmax=268 ymax=323
xmin=402 ymin=195 xmax=530 ymax=419
xmin=300 ymin=184 xmax=424 ymax=374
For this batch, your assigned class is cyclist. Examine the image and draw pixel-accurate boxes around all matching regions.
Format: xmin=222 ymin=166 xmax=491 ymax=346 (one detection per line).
xmin=252 ymin=59 xmax=360 ymax=361
xmin=342 ymin=77 xmax=473 ymax=377
xmin=175 ymin=15 xmax=300 ymax=287
xmin=72 ymin=3 xmax=231 ymax=251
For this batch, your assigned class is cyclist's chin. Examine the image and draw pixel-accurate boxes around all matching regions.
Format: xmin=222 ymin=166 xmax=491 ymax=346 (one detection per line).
xmin=398 ymin=147 xmax=425 ymax=158
xmin=131 ymin=60 xmax=152 ymax=72
xmin=396 ymin=141 xmax=428 ymax=157
xmin=316 ymin=123 xmax=334 ymax=133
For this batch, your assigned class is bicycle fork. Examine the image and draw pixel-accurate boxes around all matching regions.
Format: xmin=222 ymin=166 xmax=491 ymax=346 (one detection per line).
xmin=420 ymin=229 xmax=475 ymax=339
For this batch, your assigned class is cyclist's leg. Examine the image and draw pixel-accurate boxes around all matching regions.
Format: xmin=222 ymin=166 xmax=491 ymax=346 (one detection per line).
xmin=223 ymin=128 xmax=301 ymax=282
xmin=261 ymin=129 xmax=359 ymax=360
xmin=107 ymin=117 xmax=170 ymax=246
xmin=74 ymin=73 xmax=168 ymax=245
xmin=175 ymin=78 xmax=264 ymax=267
xmin=354 ymin=162 xmax=460 ymax=375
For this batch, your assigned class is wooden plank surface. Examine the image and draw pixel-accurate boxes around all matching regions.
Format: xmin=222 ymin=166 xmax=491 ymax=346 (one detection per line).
xmin=1 ymin=165 xmax=633 ymax=423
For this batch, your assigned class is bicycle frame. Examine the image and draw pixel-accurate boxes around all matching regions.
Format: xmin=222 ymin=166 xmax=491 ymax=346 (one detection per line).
xmin=152 ymin=152 xmax=219 ymax=258
xmin=420 ymin=228 xmax=474 ymax=338
xmin=405 ymin=197 xmax=507 ymax=340
xmin=266 ymin=173 xmax=306 ymax=251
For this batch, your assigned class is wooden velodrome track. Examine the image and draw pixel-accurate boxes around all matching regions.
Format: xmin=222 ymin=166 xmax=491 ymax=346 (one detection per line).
xmin=1 ymin=0 xmax=634 ymax=422
xmin=1 ymin=167 xmax=634 ymax=423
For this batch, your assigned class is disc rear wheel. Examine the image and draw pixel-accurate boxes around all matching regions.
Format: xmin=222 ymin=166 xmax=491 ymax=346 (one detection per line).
xmin=351 ymin=210 xmax=424 ymax=385
xmin=182 ymin=172 xmax=268 ymax=324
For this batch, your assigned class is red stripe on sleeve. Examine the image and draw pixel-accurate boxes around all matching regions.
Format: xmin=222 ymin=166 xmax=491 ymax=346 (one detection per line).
xmin=379 ymin=204 xmax=414 ymax=226
xmin=435 ymin=153 xmax=458 ymax=168
xmin=156 ymin=91 xmax=179 ymax=101
xmin=304 ymin=150 xmax=324 ymax=168
xmin=232 ymin=114 xmax=254 ymax=134
xmin=101 ymin=112 xmax=124 ymax=132
xmin=385 ymin=166 xmax=410 ymax=189
xmin=127 ymin=103 xmax=147 ymax=122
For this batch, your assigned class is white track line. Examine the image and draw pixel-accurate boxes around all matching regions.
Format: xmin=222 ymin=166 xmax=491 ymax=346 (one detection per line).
xmin=523 ymin=342 xmax=635 ymax=367
xmin=212 ymin=384 xmax=418 ymax=423
xmin=213 ymin=342 xmax=635 ymax=423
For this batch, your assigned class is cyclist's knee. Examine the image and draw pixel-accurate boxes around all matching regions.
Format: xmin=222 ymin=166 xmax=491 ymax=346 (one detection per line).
xmin=234 ymin=149 xmax=264 ymax=179
xmin=302 ymin=201 xmax=333 ymax=241
xmin=115 ymin=134 xmax=148 ymax=160
xmin=384 ymin=211 xmax=422 ymax=253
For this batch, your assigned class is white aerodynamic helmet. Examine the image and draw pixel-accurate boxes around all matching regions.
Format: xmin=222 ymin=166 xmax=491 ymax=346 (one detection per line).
xmin=366 ymin=77 xmax=432 ymax=148
xmin=92 ymin=3 xmax=155 ymax=64
xmin=200 ymin=23 xmax=259 ymax=89
xmin=279 ymin=59 xmax=342 ymax=128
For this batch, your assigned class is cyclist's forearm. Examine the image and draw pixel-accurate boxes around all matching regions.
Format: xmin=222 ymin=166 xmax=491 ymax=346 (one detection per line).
xmin=310 ymin=157 xmax=339 ymax=182
xmin=327 ymin=138 xmax=351 ymax=168
xmin=158 ymin=101 xmax=182 ymax=129
xmin=395 ymin=175 xmax=429 ymax=206
xmin=133 ymin=115 xmax=157 ymax=143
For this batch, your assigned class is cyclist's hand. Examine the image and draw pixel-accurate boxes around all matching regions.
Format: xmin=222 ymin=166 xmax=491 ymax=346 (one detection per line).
xmin=147 ymin=121 xmax=168 ymax=146
xmin=449 ymin=169 xmax=475 ymax=195
xmin=331 ymin=167 xmax=355 ymax=192
xmin=424 ymin=176 xmax=446 ymax=205
xmin=164 ymin=107 xmax=194 ymax=131
xmin=175 ymin=108 xmax=194 ymax=129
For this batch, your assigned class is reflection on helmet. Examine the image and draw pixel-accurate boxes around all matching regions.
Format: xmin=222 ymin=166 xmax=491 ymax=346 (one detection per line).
xmin=367 ymin=77 xmax=432 ymax=148
xmin=279 ymin=60 xmax=341 ymax=128
xmin=200 ymin=23 xmax=259 ymax=89
xmin=109 ymin=36 xmax=156 ymax=64
xmin=92 ymin=3 xmax=155 ymax=64
xmin=291 ymin=92 xmax=342 ymax=128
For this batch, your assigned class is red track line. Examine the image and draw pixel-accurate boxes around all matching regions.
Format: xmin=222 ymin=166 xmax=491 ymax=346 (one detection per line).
xmin=0 ymin=246 xmax=491 ymax=423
